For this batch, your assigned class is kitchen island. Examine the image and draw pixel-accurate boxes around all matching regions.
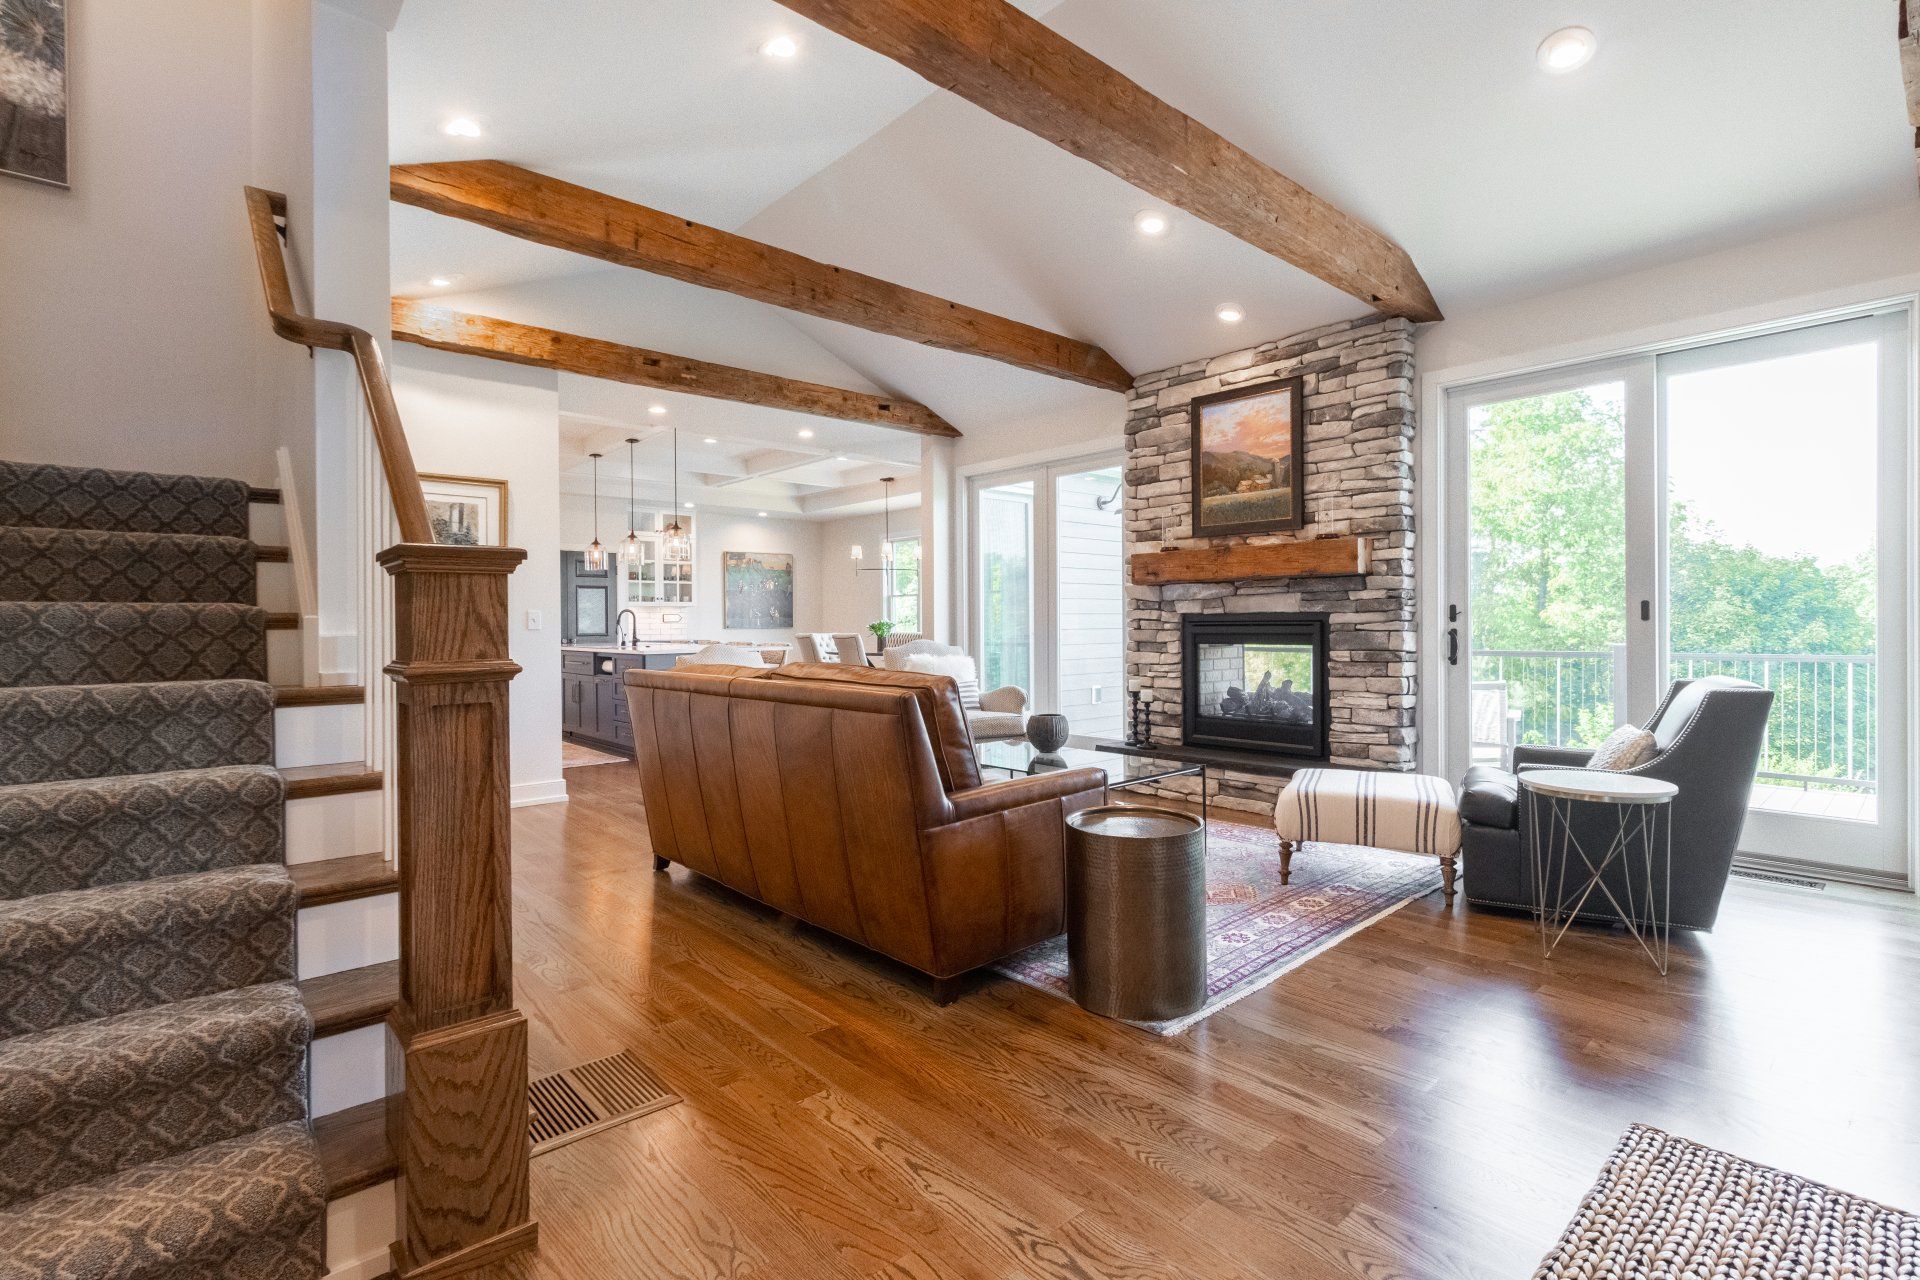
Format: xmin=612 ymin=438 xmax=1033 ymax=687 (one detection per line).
xmin=560 ymin=644 xmax=701 ymax=757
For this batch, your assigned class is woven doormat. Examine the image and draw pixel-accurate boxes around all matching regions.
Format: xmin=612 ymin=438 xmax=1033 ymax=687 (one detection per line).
xmin=1536 ymin=1125 xmax=1918 ymax=1278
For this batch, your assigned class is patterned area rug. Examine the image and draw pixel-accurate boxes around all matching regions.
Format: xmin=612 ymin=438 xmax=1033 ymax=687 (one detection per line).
xmin=1537 ymin=1125 xmax=1919 ymax=1278
xmin=995 ymin=821 xmax=1442 ymax=1034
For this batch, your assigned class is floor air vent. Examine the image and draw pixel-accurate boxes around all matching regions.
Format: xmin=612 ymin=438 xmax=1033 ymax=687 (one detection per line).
xmin=1730 ymin=868 xmax=1827 ymax=890
xmin=529 ymin=1049 xmax=680 ymax=1156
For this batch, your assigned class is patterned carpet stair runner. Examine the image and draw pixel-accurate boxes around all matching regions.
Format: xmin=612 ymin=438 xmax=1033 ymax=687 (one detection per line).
xmin=0 ymin=462 xmax=325 ymax=1277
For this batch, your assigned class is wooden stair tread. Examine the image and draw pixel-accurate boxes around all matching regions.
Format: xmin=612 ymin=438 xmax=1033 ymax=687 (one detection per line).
xmin=255 ymin=545 xmax=290 ymax=563
xmin=301 ymin=960 xmax=400 ymax=1036
xmin=315 ymin=1094 xmax=398 ymax=1200
xmin=249 ymin=487 xmax=283 ymax=504
xmin=273 ymin=684 xmax=365 ymax=708
xmin=281 ymin=761 xmax=383 ymax=798
xmin=290 ymin=853 xmax=396 ymax=907
xmin=266 ymin=612 xmax=300 ymax=630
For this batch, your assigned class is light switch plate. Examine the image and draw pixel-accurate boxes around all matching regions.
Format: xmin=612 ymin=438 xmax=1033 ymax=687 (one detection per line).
xmin=525 ymin=610 xmax=542 ymax=631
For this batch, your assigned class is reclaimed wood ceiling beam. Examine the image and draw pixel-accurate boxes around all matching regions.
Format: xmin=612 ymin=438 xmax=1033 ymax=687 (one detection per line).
xmin=390 ymin=160 xmax=1132 ymax=391
xmin=1903 ymin=0 xmax=1919 ymax=190
xmin=391 ymin=300 xmax=961 ymax=438
xmin=769 ymin=0 xmax=1442 ymax=322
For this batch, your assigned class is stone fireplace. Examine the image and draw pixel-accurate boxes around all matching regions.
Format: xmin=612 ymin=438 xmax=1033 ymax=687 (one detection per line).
xmin=1122 ymin=314 xmax=1418 ymax=815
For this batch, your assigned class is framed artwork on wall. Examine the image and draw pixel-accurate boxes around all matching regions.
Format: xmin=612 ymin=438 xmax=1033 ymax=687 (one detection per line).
xmin=1 ymin=0 xmax=68 ymax=188
xmin=420 ymin=474 xmax=508 ymax=547
xmin=1189 ymin=375 xmax=1306 ymax=537
xmin=722 ymin=551 xmax=793 ymax=628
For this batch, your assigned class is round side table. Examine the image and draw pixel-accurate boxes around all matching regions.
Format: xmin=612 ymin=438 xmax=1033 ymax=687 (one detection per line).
xmin=1064 ymin=804 xmax=1207 ymax=1021
xmin=1519 ymin=769 xmax=1678 ymax=974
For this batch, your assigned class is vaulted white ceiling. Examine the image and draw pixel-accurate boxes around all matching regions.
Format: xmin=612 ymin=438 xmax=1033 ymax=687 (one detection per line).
xmin=391 ymin=0 xmax=1915 ymax=503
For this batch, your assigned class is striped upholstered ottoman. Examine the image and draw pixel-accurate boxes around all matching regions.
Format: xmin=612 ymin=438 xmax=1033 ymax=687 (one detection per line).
xmin=1273 ymin=768 xmax=1462 ymax=902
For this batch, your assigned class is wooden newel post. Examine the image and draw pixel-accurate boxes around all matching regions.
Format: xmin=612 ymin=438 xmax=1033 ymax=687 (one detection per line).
xmin=376 ymin=543 xmax=539 ymax=1279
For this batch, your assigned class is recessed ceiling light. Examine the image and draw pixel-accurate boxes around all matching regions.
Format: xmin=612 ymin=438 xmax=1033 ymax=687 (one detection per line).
xmin=702 ymin=437 xmax=717 ymax=444
xmin=757 ymin=511 xmax=769 ymax=518
xmin=760 ymin=34 xmax=799 ymax=59
xmin=836 ymin=455 xmax=849 ymax=462
xmin=428 ymin=275 xmax=455 ymax=288
xmin=442 ymin=117 xmax=482 ymax=138
xmin=797 ymin=428 xmax=815 ymax=439
xmin=1537 ymin=26 xmax=1597 ymax=73
xmin=1216 ymin=304 xmax=1245 ymax=324
xmin=684 ymin=501 xmax=695 ymax=508
xmin=1133 ymin=209 xmax=1169 ymax=237
xmin=647 ymin=404 xmax=667 ymax=416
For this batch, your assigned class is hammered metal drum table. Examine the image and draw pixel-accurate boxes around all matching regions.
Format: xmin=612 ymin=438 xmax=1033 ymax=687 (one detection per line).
xmin=1520 ymin=769 xmax=1678 ymax=974
xmin=1065 ymin=805 xmax=1207 ymax=1021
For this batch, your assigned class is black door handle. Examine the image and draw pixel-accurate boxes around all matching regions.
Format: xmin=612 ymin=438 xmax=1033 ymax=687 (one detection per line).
xmin=1446 ymin=628 xmax=1459 ymax=666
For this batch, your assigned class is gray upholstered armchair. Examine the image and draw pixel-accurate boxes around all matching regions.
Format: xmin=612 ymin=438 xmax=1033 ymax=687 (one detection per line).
xmin=1456 ymin=675 xmax=1774 ymax=931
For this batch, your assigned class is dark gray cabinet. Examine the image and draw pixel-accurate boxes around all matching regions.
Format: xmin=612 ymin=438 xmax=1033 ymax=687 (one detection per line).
xmin=561 ymin=649 xmax=682 ymax=758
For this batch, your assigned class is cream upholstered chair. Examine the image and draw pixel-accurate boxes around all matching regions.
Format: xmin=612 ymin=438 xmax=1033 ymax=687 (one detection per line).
xmin=792 ymin=633 xmax=835 ymax=663
xmin=675 ymin=643 xmax=769 ymax=669
xmin=829 ymin=633 xmax=871 ymax=667
xmin=881 ymin=640 xmax=1028 ymax=742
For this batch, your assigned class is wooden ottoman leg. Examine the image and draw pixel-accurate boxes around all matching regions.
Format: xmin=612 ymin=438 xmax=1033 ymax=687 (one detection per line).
xmin=653 ymin=854 xmax=670 ymax=871
xmin=1441 ymin=853 xmax=1458 ymax=903
xmin=1278 ymin=839 xmax=1296 ymax=884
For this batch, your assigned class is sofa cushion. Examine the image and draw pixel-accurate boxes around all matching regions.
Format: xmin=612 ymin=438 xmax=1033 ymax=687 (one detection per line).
xmin=1588 ymin=722 xmax=1658 ymax=771
xmin=1458 ymin=765 xmax=1520 ymax=829
xmin=967 ymin=711 xmax=1026 ymax=741
xmin=770 ymin=662 xmax=982 ymax=791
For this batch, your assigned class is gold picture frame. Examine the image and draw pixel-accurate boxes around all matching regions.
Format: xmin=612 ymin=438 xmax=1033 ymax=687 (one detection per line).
xmin=419 ymin=473 xmax=509 ymax=547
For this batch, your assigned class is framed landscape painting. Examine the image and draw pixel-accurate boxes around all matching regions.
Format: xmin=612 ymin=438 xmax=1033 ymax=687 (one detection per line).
xmin=723 ymin=551 xmax=794 ymax=628
xmin=420 ymin=474 xmax=508 ymax=547
xmin=1190 ymin=375 xmax=1306 ymax=537
xmin=1 ymin=0 xmax=68 ymax=187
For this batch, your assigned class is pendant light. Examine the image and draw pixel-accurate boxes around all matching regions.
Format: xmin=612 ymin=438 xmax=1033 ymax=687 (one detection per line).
xmin=661 ymin=429 xmax=690 ymax=561
xmin=584 ymin=452 xmax=607 ymax=570
xmin=851 ymin=477 xmax=897 ymax=586
xmin=621 ymin=436 xmax=642 ymax=557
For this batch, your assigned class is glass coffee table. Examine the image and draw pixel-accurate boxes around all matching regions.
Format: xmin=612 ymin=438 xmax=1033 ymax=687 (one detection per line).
xmin=974 ymin=741 xmax=1209 ymax=829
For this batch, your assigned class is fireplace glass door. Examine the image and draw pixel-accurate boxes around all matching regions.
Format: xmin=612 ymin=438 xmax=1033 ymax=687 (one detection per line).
xmin=1182 ymin=615 xmax=1328 ymax=758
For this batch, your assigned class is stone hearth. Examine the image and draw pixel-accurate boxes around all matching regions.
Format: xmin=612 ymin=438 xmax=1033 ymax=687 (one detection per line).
xmin=1123 ymin=314 xmax=1417 ymax=815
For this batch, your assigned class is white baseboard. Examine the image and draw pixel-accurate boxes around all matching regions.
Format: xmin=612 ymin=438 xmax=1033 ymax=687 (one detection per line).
xmin=511 ymin=778 xmax=569 ymax=808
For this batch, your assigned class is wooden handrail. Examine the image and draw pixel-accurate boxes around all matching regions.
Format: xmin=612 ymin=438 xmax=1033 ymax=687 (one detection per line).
xmin=244 ymin=186 xmax=434 ymax=544
xmin=245 ymin=187 xmax=536 ymax=1277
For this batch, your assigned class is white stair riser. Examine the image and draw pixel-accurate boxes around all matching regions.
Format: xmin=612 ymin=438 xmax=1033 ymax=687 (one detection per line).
xmin=324 ymin=1182 xmax=397 ymax=1280
xmin=256 ymin=561 xmax=296 ymax=613
xmin=311 ymin=1023 xmax=387 ymax=1117
xmin=275 ymin=703 xmax=364 ymax=770
xmin=285 ymin=790 xmax=383 ymax=863
xmin=297 ymin=893 xmax=397 ymax=981
xmin=268 ymin=628 xmax=301 ymax=685
xmin=249 ymin=504 xmax=288 ymax=546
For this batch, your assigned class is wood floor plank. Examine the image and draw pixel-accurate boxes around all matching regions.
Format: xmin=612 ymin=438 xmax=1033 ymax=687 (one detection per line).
xmin=482 ymin=762 xmax=1920 ymax=1280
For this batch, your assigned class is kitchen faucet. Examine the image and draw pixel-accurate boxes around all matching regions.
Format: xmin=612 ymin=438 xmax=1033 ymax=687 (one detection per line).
xmin=617 ymin=609 xmax=640 ymax=649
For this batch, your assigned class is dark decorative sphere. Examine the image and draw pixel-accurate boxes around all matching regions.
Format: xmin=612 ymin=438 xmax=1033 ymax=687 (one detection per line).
xmin=1026 ymin=713 xmax=1069 ymax=754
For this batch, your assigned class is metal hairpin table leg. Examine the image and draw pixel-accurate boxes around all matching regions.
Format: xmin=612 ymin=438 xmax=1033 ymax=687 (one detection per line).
xmin=1522 ymin=771 xmax=1676 ymax=975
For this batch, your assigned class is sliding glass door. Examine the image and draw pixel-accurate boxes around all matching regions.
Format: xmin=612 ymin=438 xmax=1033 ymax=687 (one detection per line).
xmin=970 ymin=455 xmax=1125 ymax=742
xmin=1445 ymin=308 xmax=1911 ymax=881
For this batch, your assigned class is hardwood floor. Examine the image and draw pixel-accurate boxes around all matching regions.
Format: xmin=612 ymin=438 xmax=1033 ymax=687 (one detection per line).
xmin=480 ymin=761 xmax=1920 ymax=1280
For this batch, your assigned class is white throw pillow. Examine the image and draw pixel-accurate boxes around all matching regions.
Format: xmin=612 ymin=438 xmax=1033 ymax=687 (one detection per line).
xmin=1588 ymin=723 xmax=1657 ymax=771
xmin=891 ymin=651 xmax=982 ymax=709
xmin=676 ymin=643 xmax=768 ymax=669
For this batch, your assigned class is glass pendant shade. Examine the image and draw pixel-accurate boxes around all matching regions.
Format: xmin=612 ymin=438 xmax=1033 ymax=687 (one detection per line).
xmin=662 ymin=521 xmax=690 ymax=562
xmin=585 ymin=451 xmax=606 ymax=569
xmin=622 ymin=437 xmax=642 ymax=557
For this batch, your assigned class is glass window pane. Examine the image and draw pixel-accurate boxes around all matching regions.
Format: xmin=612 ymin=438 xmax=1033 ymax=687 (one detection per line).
xmin=978 ymin=482 xmax=1034 ymax=694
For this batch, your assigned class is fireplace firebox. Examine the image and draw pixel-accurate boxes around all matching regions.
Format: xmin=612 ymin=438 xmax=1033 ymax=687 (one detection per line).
xmin=1181 ymin=613 xmax=1329 ymax=760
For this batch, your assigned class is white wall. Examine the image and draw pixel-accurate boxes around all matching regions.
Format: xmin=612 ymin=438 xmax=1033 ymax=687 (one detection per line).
xmin=0 ymin=2 xmax=267 ymax=481
xmin=815 ymin=511 xmax=924 ymax=636
xmin=1417 ymin=203 xmax=1920 ymax=381
xmin=558 ymin=495 xmax=828 ymax=644
xmin=392 ymin=344 xmax=566 ymax=808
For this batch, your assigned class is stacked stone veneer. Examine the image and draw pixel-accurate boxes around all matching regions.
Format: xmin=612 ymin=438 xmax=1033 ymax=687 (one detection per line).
xmin=1125 ymin=314 xmax=1417 ymax=815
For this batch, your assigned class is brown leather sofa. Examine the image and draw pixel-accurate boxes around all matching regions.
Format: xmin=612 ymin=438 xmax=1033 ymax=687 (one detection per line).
xmin=622 ymin=662 xmax=1105 ymax=999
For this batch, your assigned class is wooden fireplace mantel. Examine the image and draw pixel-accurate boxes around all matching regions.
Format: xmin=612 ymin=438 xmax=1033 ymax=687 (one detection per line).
xmin=1130 ymin=537 xmax=1370 ymax=585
